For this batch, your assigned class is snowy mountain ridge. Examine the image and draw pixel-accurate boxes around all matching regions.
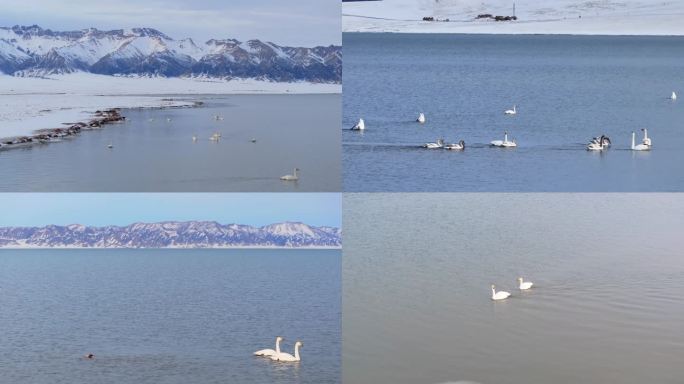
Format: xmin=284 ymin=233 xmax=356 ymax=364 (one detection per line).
xmin=0 ymin=25 xmax=341 ymax=83
xmin=0 ymin=221 xmax=341 ymax=248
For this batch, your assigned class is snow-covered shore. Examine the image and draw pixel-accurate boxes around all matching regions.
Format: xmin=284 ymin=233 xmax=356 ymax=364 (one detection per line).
xmin=0 ymin=73 xmax=341 ymax=139
xmin=343 ymin=0 xmax=684 ymax=35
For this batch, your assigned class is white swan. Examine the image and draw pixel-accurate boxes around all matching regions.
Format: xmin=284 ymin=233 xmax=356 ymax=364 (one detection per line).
xmin=254 ymin=336 xmax=283 ymax=357
xmin=422 ymin=138 xmax=444 ymax=149
xmin=107 ymin=143 xmax=113 ymax=149
xmin=518 ymin=277 xmax=533 ymax=290
xmin=192 ymin=135 xmax=197 ymax=142
xmin=280 ymin=168 xmax=300 ymax=181
xmin=490 ymin=131 xmax=517 ymax=147
xmin=445 ymin=140 xmax=465 ymax=150
xmin=214 ymin=115 xmax=224 ymax=121
xmin=351 ymin=118 xmax=365 ymax=131
xmin=671 ymin=91 xmax=677 ymax=100
xmin=641 ymin=128 xmax=651 ymax=147
xmin=210 ymin=132 xmax=221 ymax=141
xmin=631 ymin=131 xmax=650 ymax=151
xmin=417 ymin=113 xmax=426 ymax=123
xmin=166 ymin=118 xmax=172 ymax=122
xmin=586 ymin=135 xmax=611 ymax=151
xmin=504 ymin=105 xmax=517 ymax=115
xmin=491 ymin=285 xmax=511 ymax=301
xmin=270 ymin=341 xmax=302 ymax=362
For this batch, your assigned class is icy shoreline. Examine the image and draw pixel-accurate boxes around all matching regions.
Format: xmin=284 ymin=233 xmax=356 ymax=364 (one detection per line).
xmin=343 ymin=0 xmax=684 ymax=35
xmin=0 ymin=73 xmax=341 ymax=140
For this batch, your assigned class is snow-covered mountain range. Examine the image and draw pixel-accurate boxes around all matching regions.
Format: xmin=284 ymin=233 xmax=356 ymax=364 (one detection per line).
xmin=0 ymin=25 xmax=341 ymax=83
xmin=0 ymin=221 xmax=341 ymax=248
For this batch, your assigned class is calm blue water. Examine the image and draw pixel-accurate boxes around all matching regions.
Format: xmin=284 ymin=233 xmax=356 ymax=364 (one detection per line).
xmin=344 ymin=194 xmax=684 ymax=384
xmin=343 ymin=34 xmax=684 ymax=191
xmin=0 ymin=94 xmax=340 ymax=192
xmin=0 ymin=249 xmax=340 ymax=384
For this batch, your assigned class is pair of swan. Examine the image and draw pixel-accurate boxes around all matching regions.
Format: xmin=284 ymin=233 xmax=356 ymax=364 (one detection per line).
xmin=586 ymin=135 xmax=611 ymax=151
xmin=350 ymin=118 xmax=365 ymax=131
xmin=491 ymin=277 xmax=534 ymax=301
xmin=504 ymin=105 xmax=517 ymax=115
xmin=254 ymin=337 xmax=303 ymax=362
xmin=631 ymin=128 xmax=651 ymax=151
xmin=490 ymin=131 xmax=517 ymax=147
xmin=281 ymin=168 xmax=300 ymax=181
xmin=422 ymin=138 xmax=465 ymax=150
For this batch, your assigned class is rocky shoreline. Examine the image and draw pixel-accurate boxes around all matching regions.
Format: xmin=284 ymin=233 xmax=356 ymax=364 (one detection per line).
xmin=0 ymin=100 xmax=202 ymax=151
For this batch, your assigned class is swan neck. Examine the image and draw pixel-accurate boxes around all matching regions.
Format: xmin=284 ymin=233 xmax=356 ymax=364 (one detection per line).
xmin=631 ymin=132 xmax=635 ymax=149
xmin=294 ymin=344 xmax=300 ymax=360
xmin=276 ymin=338 xmax=281 ymax=354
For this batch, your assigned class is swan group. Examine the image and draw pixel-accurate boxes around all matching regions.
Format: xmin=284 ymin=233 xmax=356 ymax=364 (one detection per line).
xmin=255 ymin=337 xmax=303 ymax=363
xmin=586 ymin=135 xmax=611 ymax=151
xmin=631 ymin=129 xmax=651 ymax=151
xmin=491 ymin=276 xmax=534 ymax=300
xmin=280 ymin=168 xmax=300 ymax=181
xmin=490 ymin=131 xmax=517 ymax=147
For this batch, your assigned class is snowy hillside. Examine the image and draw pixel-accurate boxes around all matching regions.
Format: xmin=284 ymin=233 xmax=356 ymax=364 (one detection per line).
xmin=0 ymin=25 xmax=341 ymax=82
xmin=0 ymin=221 xmax=342 ymax=248
xmin=343 ymin=0 xmax=684 ymax=35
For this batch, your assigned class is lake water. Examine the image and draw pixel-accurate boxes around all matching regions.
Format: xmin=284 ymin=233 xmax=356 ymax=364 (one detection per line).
xmin=0 ymin=94 xmax=340 ymax=192
xmin=0 ymin=249 xmax=340 ymax=384
xmin=343 ymin=194 xmax=684 ymax=384
xmin=343 ymin=34 xmax=684 ymax=191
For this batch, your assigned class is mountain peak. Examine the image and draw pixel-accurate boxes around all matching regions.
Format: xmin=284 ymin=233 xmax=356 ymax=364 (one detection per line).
xmin=0 ymin=221 xmax=341 ymax=248
xmin=0 ymin=25 xmax=341 ymax=82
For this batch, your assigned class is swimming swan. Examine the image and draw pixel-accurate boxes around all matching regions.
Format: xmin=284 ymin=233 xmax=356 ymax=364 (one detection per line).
xmin=417 ymin=113 xmax=426 ymax=123
xmin=631 ymin=131 xmax=650 ymax=151
xmin=504 ymin=105 xmax=517 ymax=115
xmin=270 ymin=341 xmax=302 ymax=362
xmin=641 ymin=128 xmax=651 ymax=147
xmin=351 ymin=118 xmax=365 ymax=131
xmin=671 ymin=91 xmax=677 ymax=100
xmin=422 ymin=138 xmax=444 ymax=149
xmin=518 ymin=277 xmax=533 ymax=290
xmin=107 ymin=143 xmax=113 ymax=149
xmin=254 ymin=336 xmax=283 ymax=357
xmin=491 ymin=285 xmax=511 ymax=300
xmin=280 ymin=168 xmax=300 ymax=181
xmin=490 ymin=131 xmax=517 ymax=147
xmin=445 ymin=140 xmax=465 ymax=150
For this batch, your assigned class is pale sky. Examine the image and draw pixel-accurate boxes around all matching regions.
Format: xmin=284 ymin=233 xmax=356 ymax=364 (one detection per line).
xmin=0 ymin=0 xmax=341 ymax=46
xmin=0 ymin=193 xmax=341 ymax=228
